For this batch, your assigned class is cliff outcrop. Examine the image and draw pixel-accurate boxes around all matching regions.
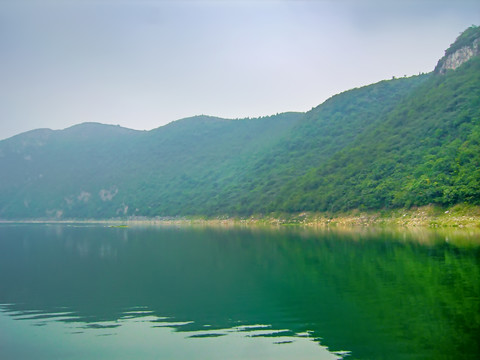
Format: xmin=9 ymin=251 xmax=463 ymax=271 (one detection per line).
xmin=435 ymin=25 xmax=480 ymax=74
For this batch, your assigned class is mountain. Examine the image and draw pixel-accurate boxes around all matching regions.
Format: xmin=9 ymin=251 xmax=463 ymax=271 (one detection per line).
xmin=0 ymin=114 xmax=301 ymax=218
xmin=1 ymin=26 xmax=479 ymax=220
xmin=276 ymin=55 xmax=480 ymax=213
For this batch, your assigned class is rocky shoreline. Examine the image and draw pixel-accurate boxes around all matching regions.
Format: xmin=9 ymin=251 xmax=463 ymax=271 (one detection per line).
xmin=1 ymin=205 xmax=479 ymax=229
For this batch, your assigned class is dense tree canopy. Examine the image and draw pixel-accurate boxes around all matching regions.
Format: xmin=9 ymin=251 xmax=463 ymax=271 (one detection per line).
xmin=1 ymin=28 xmax=479 ymax=219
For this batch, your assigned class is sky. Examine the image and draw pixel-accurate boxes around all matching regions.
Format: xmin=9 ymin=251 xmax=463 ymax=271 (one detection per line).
xmin=0 ymin=0 xmax=479 ymax=140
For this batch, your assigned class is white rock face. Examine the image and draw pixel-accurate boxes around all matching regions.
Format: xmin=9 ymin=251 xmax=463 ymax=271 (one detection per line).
xmin=437 ymin=38 xmax=480 ymax=74
xmin=116 ymin=204 xmax=129 ymax=215
xmin=46 ymin=209 xmax=63 ymax=218
xmin=77 ymin=191 xmax=91 ymax=203
xmin=99 ymin=187 xmax=118 ymax=201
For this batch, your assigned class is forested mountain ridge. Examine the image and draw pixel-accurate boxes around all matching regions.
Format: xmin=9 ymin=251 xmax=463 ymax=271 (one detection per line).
xmin=0 ymin=26 xmax=479 ymax=219
xmin=275 ymin=56 xmax=480 ymax=213
xmin=208 ymin=75 xmax=429 ymax=215
xmin=0 ymin=113 xmax=302 ymax=218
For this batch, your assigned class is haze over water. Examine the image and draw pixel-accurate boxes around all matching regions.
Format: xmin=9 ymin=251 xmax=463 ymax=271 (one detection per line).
xmin=0 ymin=224 xmax=478 ymax=359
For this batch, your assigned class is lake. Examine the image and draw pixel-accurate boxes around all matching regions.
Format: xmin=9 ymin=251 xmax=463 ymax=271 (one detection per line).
xmin=0 ymin=224 xmax=479 ymax=359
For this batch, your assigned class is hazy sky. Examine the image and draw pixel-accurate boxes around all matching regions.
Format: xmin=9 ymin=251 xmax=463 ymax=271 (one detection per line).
xmin=1 ymin=0 xmax=479 ymax=139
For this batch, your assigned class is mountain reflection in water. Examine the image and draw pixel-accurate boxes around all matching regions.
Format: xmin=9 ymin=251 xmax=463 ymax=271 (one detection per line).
xmin=0 ymin=224 xmax=479 ymax=359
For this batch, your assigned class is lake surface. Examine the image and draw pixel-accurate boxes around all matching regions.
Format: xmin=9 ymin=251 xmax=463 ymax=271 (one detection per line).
xmin=0 ymin=224 xmax=479 ymax=359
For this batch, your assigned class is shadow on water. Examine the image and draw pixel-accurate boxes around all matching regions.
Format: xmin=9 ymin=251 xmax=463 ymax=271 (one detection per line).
xmin=0 ymin=224 xmax=479 ymax=359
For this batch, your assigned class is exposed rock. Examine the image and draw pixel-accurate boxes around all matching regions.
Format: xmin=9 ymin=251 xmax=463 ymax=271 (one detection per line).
xmin=64 ymin=196 xmax=74 ymax=206
xmin=435 ymin=26 xmax=480 ymax=74
xmin=77 ymin=191 xmax=91 ymax=203
xmin=46 ymin=209 xmax=63 ymax=218
xmin=436 ymin=38 xmax=480 ymax=74
xmin=116 ymin=203 xmax=129 ymax=215
xmin=99 ymin=187 xmax=118 ymax=201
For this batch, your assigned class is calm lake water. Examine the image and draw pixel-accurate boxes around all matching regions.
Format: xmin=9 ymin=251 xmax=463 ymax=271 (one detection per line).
xmin=0 ymin=224 xmax=479 ymax=359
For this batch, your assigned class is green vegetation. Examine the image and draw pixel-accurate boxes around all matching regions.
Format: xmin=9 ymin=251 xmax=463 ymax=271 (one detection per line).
xmin=435 ymin=25 xmax=480 ymax=74
xmin=0 ymin=27 xmax=479 ymax=221
xmin=274 ymin=57 xmax=480 ymax=213
xmin=213 ymin=75 xmax=429 ymax=215
xmin=443 ymin=25 xmax=480 ymax=58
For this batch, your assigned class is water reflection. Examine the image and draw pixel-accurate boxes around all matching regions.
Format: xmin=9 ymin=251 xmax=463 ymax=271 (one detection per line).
xmin=0 ymin=224 xmax=479 ymax=359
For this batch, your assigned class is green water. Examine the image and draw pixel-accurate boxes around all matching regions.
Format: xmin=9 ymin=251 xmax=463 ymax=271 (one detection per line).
xmin=0 ymin=224 xmax=479 ymax=359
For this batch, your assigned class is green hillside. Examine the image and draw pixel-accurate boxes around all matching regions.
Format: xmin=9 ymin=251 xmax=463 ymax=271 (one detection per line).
xmin=0 ymin=114 xmax=301 ymax=218
xmin=274 ymin=56 xmax=480 ymax=213
xmin=0 ymin=27 xmax=479 ymax=220
xmin=211 ymin=75 xmax=429 ymax=215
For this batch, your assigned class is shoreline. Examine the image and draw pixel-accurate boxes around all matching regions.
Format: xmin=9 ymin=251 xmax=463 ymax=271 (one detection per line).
xmin=1 ymin=205 xmax=479 ymax=229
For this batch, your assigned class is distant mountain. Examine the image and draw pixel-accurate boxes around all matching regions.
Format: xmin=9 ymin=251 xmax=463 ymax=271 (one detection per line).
xmin=1 ymin=26 xmax=479 ymax=219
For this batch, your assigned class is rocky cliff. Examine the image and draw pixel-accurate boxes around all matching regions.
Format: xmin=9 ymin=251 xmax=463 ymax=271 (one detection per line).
xmin=435 ymin=25 xmax=480 ymax=74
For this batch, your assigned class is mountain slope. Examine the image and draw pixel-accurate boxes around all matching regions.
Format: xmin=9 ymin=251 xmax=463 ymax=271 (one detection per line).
xmin=274 ymin=56 xmax=480 ymax=213
xmin=0 ymin=114 xmax=301 ymax=218
xmin=0 ymin=26 xmax=478 ymax=219
xmin=210 ymin=75 xmax=429 ymax=215
xmin=237 ymin=26 xmax=480 ymax=214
